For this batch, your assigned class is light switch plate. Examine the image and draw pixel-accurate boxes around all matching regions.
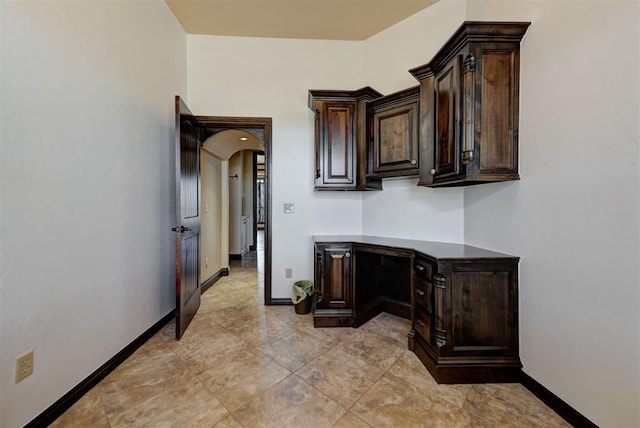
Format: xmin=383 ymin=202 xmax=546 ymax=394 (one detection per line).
xmin=283 ymin=203 xmax=294 ymax=214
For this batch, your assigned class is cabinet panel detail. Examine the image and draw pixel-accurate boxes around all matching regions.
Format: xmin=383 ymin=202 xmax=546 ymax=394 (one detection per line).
xmin=452 ymin=271 xmax=512 ymax=350
xmin=480 ymin=50 xmax=516 ymax=171
xmin=368 ymin=86 xmax=420 ymax=178
xmin=309 ymin=88 xmax=383 ymax=190
xmin=378 ymin=109 xmax=412 ymax=164
xmin=435 ymin=63 xmax=458 ymax=178
xmin=323 ymin=102 xmax=354 ymax=184
xmin=328 ymin=251 xmax=350 ymax=306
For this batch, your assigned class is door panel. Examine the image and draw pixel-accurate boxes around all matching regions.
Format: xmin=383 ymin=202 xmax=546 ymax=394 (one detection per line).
xmin=175 ymin=96 xmax=201 ymax=340
xmin=324 ymin=246 xmax=352 ymax=309
xmin=434 ymin=56 xmax=461 ymax=180
xmin=321 ymin=101 xmax=355 ymax=186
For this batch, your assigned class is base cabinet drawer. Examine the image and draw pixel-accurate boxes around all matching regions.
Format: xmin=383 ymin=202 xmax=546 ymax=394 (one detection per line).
xmin=414 ymin=278 xmax=430 ymax=311
xmin=414 ymin=309 xmax=431 ymax=343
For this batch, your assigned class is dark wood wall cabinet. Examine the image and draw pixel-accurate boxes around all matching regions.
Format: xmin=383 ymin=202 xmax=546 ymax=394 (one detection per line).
xmin=367 ymin=86 xmax=421 ymax=178
xmin=308 ymin=21 xmax=530 ymax=190
xmin=313 ymin=235 xmax=521 ymax=384
xmin=309 ymin=87 xmax=383 ymax=190
xmin=410 ymin=21 xmax=530 ymax=187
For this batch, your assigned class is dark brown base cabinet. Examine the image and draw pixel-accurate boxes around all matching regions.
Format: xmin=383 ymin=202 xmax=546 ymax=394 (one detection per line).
xmin=313 ymin=236 xmax=521 ymax=384
xmin=408 ymin=254 xmax=521 ymax=384
xmin=313 ymin=243 xmax=354 ymax=327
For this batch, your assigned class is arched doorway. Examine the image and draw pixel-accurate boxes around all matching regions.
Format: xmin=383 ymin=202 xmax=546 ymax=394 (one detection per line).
xmin=196 ymin=117 xmax=274 ymax=304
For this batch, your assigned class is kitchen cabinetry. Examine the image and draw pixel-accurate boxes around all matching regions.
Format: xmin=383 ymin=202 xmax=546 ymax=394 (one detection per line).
xmin=313 ymin=235 xmax=521 ymax=384
xmin=308 ymin=87 xmax=383 ymax=190
xmin=409 ymin=253 xmax=520 ymax=383
xmin=313 ymin=243 xmax=353 ymax=327
xmin=367 ymin=86 xmax=420 ymax=178
xmin=410 ymin=21 xmax=530 ymax=187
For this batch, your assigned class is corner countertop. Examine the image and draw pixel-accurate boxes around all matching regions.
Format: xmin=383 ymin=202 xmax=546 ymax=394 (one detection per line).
xmin=312 ymin=235 xmax=518 ymax=261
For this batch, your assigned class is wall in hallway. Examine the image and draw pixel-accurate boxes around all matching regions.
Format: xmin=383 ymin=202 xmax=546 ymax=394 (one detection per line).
xmin=228 ymin=151 xmax=244 ymax=255
xmin=242 ymin=150 xmax=254 ymax=249
xmin=200 ymin=150 xmax=224 ymax=281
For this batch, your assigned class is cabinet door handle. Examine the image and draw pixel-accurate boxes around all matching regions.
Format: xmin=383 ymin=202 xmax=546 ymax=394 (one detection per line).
xmin=430 ymin=168 xmax=437 ymax=175
xmin=410 ymin=159 xmax=417 ymax=165
xmin=415 ymin=265 xmax=425 ymax=272
xmin=416 ymin=289 xmax=425 ymax=297
xmin=417 ymin=319 xmax=426 ymax=327
xmin=345 ymin=252 xmax=351 ymax=258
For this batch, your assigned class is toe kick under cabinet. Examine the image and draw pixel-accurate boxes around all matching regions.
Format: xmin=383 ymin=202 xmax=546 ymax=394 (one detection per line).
xmin=313 ymin=235 xmax=521 ymax=384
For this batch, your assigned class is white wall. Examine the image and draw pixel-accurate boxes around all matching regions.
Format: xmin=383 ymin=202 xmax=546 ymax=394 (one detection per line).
xmin=188 ymin=35 xmax=366 ymax=297
xmin=200 ymin=150 xmax=224 ymax=281
xmin=242 ymin=150 xmax=254 ymax=249
xmin=0 ymin=2 xmax=186 ymax=426
xmin=228 ymin=151 xmax=244 ymax=254
xmin=361 ymin=0 xmax=466 ymax=243
xmin=462 ymin=2 xmax=640 ymax=426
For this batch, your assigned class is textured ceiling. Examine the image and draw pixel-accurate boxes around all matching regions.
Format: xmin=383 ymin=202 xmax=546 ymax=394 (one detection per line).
xmin=166 ymin=0 xmax=439 ymax=41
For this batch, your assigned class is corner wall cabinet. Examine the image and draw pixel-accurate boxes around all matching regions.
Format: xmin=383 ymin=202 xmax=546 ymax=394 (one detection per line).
xmin=308 ymin=21 xmax=530 ymax=190
xmin=313 ymin=235 xmax=521 ymax=384
xmin=309 ymin=87 xmax=383 ymax=190
xmin=410 ymin=21 xmax=531 ymax=187
xmin=367 ymin=86 xmax=421 ymax=178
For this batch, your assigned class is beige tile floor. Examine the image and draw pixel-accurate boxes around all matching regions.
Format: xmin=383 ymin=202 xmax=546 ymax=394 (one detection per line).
xmin=52 ymin=244 xmax=570 ymax=427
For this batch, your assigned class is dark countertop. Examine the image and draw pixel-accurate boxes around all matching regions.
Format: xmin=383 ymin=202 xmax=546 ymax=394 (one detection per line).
xmin=312 ymin=235 xmax=518 ymax=261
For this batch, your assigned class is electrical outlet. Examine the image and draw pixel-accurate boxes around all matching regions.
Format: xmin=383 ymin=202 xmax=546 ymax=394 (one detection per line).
xmin=283 ymin=203 xmax=294 ymax=214
xmin=285 ymin=268 xmax=292 ymax=279
xmin=15 ymin=350 xmax=34 ymax=383
xmin=205 ymin=257 xmax=209 ymax=268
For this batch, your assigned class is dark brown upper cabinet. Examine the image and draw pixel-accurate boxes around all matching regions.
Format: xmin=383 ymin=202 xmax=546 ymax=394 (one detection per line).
xmin=367 ymin=86 xmax=420 ymax=178
xmin=410 ymin=21 xmax=531 ymax=187
xmin=309 ymin=87 xmax=383 ymax=190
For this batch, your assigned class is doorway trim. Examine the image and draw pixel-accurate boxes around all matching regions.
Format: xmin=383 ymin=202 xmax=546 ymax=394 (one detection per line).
xmin=195 ymin=115 xmax=279 ymax=305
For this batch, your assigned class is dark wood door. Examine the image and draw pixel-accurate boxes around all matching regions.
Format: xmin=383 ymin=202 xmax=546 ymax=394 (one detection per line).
xmin=316 ymin=244 xmax=352 ymax=310
xmin=369 ymin=86 xmax=420 ymax=178
xmin=434 ymin=56 xmax=462 ymax=181
xmin=174 ymin=96 xmax=201 ymax=340
xmin=445 ymin=261 xmax=519 ymax=357
xmin=317 ymin=101 xmax=356 ymax=187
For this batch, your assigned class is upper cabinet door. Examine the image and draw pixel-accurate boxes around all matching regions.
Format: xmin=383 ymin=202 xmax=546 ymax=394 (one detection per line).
xmin=309 ymin=88 xmax=383 ymax=191
xmin=433 ymin=56 xmax=462 ymax=181
xmin=318 ymin=100 xmax=356 ymax=187
xmin=368 ymin=86 xmax=420 ymax=178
